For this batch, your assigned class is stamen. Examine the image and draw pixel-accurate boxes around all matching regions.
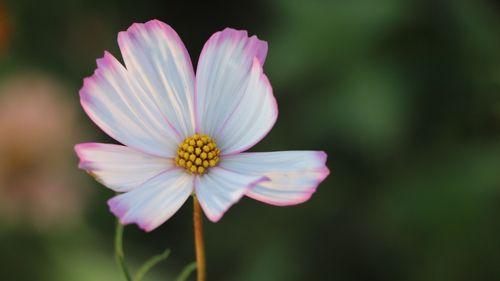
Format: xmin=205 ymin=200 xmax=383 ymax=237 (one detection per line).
xmin=175 ymin=134 xmax=220 ymax=175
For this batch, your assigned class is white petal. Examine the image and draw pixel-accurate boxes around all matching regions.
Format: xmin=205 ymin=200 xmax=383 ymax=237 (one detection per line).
xmin=75 ymin=143 xmax=172 ymax=192
xmin=118 ymin=20 xmax=196 ymax=137
xmin=108 ymin=169 xmax=193 ymax=232
xmin=194 ymin=167 xmax=267 ymax=222
xmin=220 ymin=151 xmax=329 ymax=206
xmin=195 ymin=28 xmax=276 ymax=154
xmin=216 ymin=58 xmax=277 ymax=154
xmin=80 ymin=51 xmax=181 ymax=157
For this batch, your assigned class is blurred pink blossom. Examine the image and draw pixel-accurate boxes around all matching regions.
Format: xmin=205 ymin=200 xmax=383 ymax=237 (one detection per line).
xmin=0 ymin=72 xmax=87 ymax=229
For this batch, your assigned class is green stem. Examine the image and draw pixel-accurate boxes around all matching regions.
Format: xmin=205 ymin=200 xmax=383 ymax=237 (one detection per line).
xmin=115 ymin=219 xmax=132 ymax=281
xmin=176 ymin=262 xmax=197 ymax=281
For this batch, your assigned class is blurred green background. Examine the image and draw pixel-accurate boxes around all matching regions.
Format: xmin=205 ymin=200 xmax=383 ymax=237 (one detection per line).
xmin=1 ymin=0 xmax=500 ymax=280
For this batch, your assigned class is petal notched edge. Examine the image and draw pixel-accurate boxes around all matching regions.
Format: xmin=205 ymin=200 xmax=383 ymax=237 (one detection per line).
xmin=253 ymin=151 xmax=329 ymax=206
xmin=220 ymin=151 xmax=330 ymax=206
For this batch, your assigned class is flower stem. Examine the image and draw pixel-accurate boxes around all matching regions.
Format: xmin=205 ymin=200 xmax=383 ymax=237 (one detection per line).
xmin=114 ymin=219 xmax=132 ymax=281
xmin=193 ymin=195 xmax=206 ymax=281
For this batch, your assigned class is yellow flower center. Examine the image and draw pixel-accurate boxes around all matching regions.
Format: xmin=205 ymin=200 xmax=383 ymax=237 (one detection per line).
xmin=175 ymin=134 xmax=221 ymax=175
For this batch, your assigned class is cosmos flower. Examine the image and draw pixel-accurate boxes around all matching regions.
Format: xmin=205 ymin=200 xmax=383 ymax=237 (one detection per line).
xmin=75 ymin=20 xmax=329 ymax=231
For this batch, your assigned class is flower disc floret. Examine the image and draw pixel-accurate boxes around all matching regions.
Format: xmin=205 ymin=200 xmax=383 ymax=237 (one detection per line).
xmin=175 ymin=134 xmax=221 ymax=174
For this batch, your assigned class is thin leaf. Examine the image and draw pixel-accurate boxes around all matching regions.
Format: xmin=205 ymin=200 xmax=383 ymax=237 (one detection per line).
xmin=175 ymin=262 xmax=197 ymax=281
xmin=115 ymin=219 xmax=132 ymax=281
xmin=133 ymin=248 xmax=171 ymax=281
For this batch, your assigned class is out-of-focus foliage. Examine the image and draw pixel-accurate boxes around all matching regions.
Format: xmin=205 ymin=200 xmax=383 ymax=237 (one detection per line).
xmin=1 ymin=0 xmax=499 ymax=280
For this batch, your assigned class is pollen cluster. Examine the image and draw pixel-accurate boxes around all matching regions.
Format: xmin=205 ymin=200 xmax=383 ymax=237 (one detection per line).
xmin=175 ymin=134 xmax=221 ymax=175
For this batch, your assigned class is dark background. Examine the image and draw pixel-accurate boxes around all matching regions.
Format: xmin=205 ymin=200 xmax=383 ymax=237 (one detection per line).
xmin=1 ymin=0 xmax=500 ymax=280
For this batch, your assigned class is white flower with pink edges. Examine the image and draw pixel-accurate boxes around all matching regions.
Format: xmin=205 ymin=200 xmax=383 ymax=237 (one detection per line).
xmin=75 ymin=20 xmax=329 ymax=232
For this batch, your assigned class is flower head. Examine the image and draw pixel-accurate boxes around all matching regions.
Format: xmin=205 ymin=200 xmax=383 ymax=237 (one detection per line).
xmin=75 ymin=20 xmax=329 ymax=231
